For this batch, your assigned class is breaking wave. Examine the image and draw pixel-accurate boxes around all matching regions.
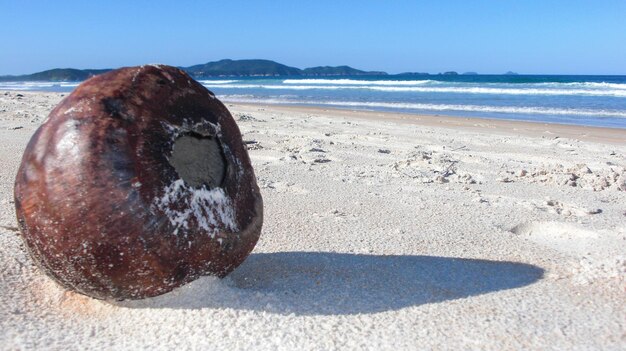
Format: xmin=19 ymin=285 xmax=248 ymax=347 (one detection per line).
xmin=220 ymin=96 xmax=626 ymax=118
xmin=197 ymin=80 xmax=239 ymax=84
xmin=203 ymin=83 xmax=626 ymax=97
xmin=282 ymin=79 xmax=434 ymax=86
xmin=0 ymin=81 xmax=80 ymax=90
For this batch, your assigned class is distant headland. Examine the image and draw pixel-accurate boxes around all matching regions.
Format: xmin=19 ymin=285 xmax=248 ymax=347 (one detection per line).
xmin=0 ymin=59 xmax=513 ymax=81
xmin=0 ymin=59 xmax=387 ymax=82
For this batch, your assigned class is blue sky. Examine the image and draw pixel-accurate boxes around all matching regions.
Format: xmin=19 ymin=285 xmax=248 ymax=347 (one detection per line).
xmin=1 ymin=1 xmax=625 ymax=75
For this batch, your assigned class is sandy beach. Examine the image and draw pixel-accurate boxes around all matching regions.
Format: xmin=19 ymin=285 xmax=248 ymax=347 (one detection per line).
xmin=1 ymin=91 xmax=625 ymax=349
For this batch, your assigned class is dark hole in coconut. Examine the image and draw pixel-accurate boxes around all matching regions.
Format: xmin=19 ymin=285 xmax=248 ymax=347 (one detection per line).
xmin=168 ymin=132 xmax=226 ymax=188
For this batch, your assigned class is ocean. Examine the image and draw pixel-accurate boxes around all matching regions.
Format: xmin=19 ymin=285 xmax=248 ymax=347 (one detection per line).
xmin=3 ymin=74 xmax=626 ymax=129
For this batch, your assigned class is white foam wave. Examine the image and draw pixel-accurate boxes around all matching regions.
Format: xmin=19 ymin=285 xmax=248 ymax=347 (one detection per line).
xmin=205 ymin=84 xmax=344 ymax=90
xmin=197 ymin=80 xmax=239 ymax=84
xmin=203 ymin=83 xmax=626 ymax=97
xmin=281 ymin=79 xmax=626 ymax=91
xmin=0 ymin=81 xmax=80 ymax=90
xmin=220 ymin=96 xmax=626 ymax=118
xmin=534 ymin=82 xmax=626 ymax=90
xmin=283 ymin=79 xmax=434 ymax=86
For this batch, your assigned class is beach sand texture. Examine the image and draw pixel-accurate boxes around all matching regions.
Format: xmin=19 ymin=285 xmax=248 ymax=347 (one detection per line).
xmin=1 ymin=91 xmax=625 ymax=350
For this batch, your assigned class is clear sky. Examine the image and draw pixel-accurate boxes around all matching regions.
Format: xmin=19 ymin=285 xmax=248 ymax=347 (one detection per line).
xmin=1 ymin=0 xmax=625 ymax=75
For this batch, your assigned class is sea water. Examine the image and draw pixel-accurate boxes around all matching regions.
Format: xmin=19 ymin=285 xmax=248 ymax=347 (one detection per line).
xmin=3 ymin=75 xmax=626 ymax=128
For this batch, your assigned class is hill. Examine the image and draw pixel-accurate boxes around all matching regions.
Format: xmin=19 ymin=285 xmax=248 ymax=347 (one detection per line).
xmin=0 ymin=68 xmax=111 ymax=82
xmin=184 ymin=59 xmax=301 ymax=77
xmin=0 ymin=59 xmax=391 ymax=81
xmin=301 ymin=65 xmax=386 ymax=76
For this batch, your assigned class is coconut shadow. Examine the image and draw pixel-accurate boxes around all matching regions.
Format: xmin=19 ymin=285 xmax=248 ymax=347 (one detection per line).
xmin=117 ymin=252 xmax=544 ymax=315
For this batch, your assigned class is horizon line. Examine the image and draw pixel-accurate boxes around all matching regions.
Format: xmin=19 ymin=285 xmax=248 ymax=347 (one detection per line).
xmin=2 ymin=58 xmax=626 ymax=77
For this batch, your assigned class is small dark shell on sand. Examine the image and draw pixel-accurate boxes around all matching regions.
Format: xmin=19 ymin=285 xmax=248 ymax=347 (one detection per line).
xmin=14 ymin=65 xmax=263 ymax=300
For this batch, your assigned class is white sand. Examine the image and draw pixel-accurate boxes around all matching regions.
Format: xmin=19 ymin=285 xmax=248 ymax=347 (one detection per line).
xmin=1 ymin=91 xmax=625 ymax=350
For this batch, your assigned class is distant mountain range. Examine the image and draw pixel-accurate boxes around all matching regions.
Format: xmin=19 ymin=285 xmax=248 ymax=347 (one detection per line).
xmin=0 ymin=68 xmax=111 ymax=82
xmin=0 ymin=59 xmax=523 ymax=81
xmin=0 ymin=59 xmax=390 ymax=81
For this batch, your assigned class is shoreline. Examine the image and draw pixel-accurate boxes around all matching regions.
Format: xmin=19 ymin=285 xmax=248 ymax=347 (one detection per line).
xmin=228 ymin=102 xmax=626 ymax=145
xmin=2 ymin=90 xmax=624 ymax=144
